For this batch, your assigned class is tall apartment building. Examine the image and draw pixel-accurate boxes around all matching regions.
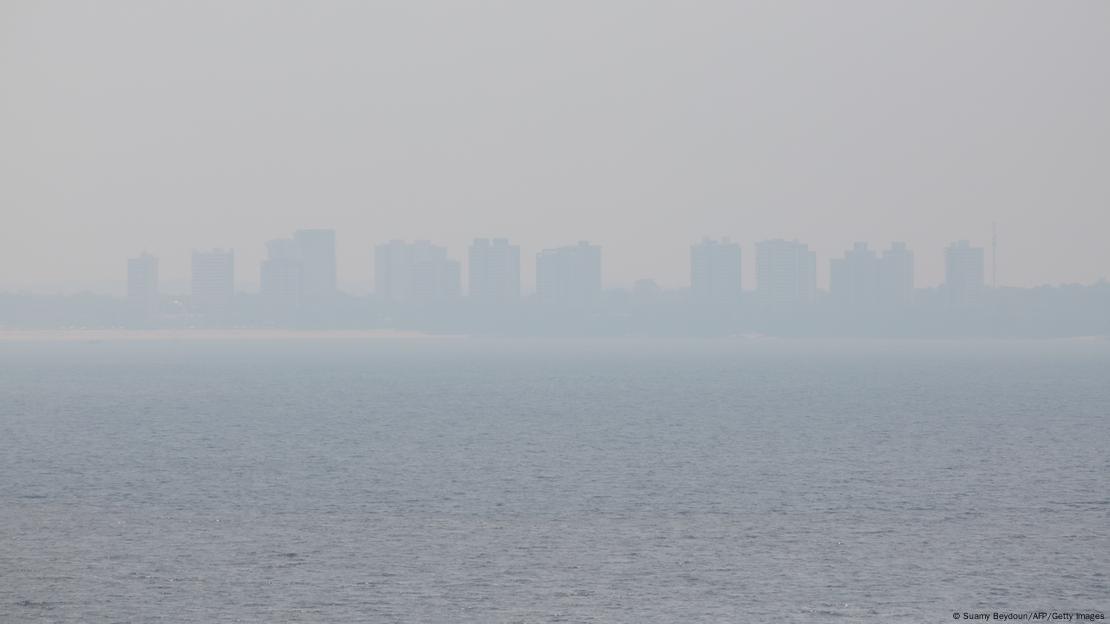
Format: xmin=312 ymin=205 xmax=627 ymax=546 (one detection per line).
xmin=829 ymin=242 xmax=879 ymax=306
xmin=374 ymin=240 xmax=460 ymax=303
xmin=536 ymin=241 xmax=601 ymax=306
xmin=945 ymin=240 xmax=985 ymax=304
xmin=191 ymin=249 xmax=235 ymax=317
xmin=469 ymin=238 xmax=520 ymax=303
xmin=257 ymin=229 xmax=336 ymax=319
xmin=260 ymin=238 xmax=302 ymax=315
xmin=690 ymin=238 xmax=742 ymax=303
xmin=126 ymin=252 xmax=159 ymax=319
xmin=756 ymin=239 xmax=816 ymax=305
xmin=878 ymin=242 xmax=914 ymax=305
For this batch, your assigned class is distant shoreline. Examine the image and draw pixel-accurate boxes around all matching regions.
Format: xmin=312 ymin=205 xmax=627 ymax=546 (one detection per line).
xmin=0 ymin=329 xmax=455 ymax=342
xmin=0 ymin=329 xmax=1106 ymax=343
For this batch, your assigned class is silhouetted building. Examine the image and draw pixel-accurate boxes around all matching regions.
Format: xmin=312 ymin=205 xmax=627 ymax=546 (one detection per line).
xmin=756 ymin=239 xmax=816 ymax=305
xmin=375 ymin=240 xmax=460 ymax=303
xmin=945 ymin=240 xmax=985 ymax=305
xmin=830 ymin=242 xmax=879 ymax=306
xmin=293 ymin=229 xmax=337 ymax=301
xmin=536 ymin=241 xmax=601 ymax=306
xmin=127 ymin=252 xmax=159 ymax=320
xmin=260 ymin=238 xmax=301 ymax=318
xmin=375 ymin=240 xmax=409 ymax=302
xmin=878 ymin=242 xmax=914 ymax=305
xmin=191 ymin=249 xmax=234 ymax=318
xmin=469 ymin=238 xmax=520 ymax=303
xmin=690 ymin=238 xmax=741 ymax=303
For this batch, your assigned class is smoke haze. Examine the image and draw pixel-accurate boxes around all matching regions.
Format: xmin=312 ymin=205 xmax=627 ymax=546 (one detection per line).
xmin=2 ymin=1 xmax=1109 ymax=292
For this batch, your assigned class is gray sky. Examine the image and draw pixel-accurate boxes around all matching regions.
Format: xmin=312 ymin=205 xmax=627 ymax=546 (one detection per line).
xmin=2 ymin=1 xmax=1108 ymax=294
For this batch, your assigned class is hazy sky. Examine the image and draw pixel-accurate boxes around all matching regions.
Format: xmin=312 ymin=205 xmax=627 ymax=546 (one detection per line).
xmin=2 ymin=1 xmax=1108 ymax=294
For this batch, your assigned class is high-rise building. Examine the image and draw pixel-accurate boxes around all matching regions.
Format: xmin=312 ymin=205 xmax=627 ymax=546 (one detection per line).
xmin=191 ymin=249 xmax=234 ymax=317
xmin=375 ymin=240 xmax=410 ymax=302
xmin=127 ymin=252 xmax=159 ymax=319
xmin=945 ymin=240 xmax=985 ymax=304
xmin=690 ymin=237 xmax=742 ymax=303
xmin=756 ymin=239 xmax=816 ymax=305
xmin=260 ymin=238 xmax=301 ymax=316
xmin=536 ymin=241 xmax=601 ymax=306
xmin=878 ymin=242 xmax=914 ymax=305
xmin=469 ymin=238 xmax=520 ymax=303
xmin=410 ymin=242 xmax=460 ymax=302
xmin=293 ymin=229 xmax=337 ymax=301
xmin=374 ymin=240 xmax=460 ymax=303
xmin=829 ymin=242 xmax=879 ymax=306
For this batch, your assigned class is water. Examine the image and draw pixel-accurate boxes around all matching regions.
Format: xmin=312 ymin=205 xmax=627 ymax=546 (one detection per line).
xmin=2 ymin=338 xmax=1108 ymax=622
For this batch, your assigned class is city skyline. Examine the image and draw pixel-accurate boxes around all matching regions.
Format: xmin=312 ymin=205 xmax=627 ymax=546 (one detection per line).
xmin=4 ymin=228 xmax=1101 ymax=299
xmin=5 ymin=233 xmax=1103 ymax=338
xmin=5 ymin=228 xmax=1102 ymax=298
xmin=115 ymin=233 xmax=1007 ymax=303
xmin=4 ymin=223 xmax=1105 ymax=296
